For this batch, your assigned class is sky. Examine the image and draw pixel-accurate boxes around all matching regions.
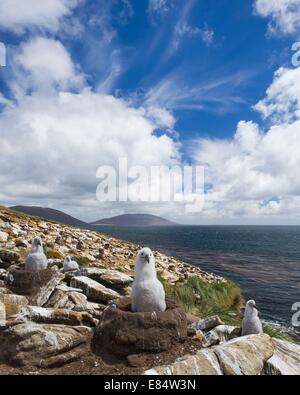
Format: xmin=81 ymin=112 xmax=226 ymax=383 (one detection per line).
xmin=0 ymin=0 xmax=300 ymax=224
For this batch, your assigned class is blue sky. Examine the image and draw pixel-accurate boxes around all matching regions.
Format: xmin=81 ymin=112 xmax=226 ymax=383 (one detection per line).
xmin=0 ymin=0 xmax=300 ymax=224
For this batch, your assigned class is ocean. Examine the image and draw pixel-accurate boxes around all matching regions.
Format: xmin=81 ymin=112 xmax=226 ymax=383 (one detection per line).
xmin=94 ymin=225 xmax=300 ymax=326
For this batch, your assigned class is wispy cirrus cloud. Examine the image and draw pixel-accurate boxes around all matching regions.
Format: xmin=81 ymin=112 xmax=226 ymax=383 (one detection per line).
xmin=148 ymin=0 xmax=173 ymax=20
xmin=144 ymin=68 xmax=251 ymax=114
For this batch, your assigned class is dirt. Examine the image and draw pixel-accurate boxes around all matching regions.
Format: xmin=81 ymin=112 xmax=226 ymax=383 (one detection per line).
xmin=0 ymin=335 xmax=201 ymax=375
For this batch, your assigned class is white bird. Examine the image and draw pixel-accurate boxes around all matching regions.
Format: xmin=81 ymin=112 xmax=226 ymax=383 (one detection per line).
xmin=242 ymin=300 xmax=263 ymax=336
xmin=25 ymin=237 xmax=48 ymax=272
xmin=63 ymin=256 xmax=79 ymax=271
xmin=131 ymin=247 xmax=166 ymax=313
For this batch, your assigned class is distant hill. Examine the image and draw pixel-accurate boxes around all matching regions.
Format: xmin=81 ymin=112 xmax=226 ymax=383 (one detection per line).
xmin=91 ymin=213 xmax=177 ymax=226
xmin=10 ymin=206 xmax=88 ymax=228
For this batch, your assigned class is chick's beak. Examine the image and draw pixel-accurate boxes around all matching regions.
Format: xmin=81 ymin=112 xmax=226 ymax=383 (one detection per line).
xmin=145 ymin=254 xmax=150 ymax=263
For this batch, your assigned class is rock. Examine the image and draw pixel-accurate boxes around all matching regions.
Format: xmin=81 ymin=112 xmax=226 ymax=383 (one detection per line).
xmin=93 ymin=298 xmax=187 ymax=357
xmin=0 ymin=294 xmax=29 ymax=317
xmin=264 ymin=338 xmax=300 ymax=375
xmin=0 ymin=249 xmax=20 ymax=265
xmin=0 ymin=322 xmax=91 ymax=368
xmin=70 ymin=276 xmax=120 ymax=303
xmin=94 ymin=269 xmax=133 ymax=289
xmin=214 ymin=334 xmax=274 ymax=375
xmin=15 ymin=306 xmax=98 ymax=327
xmin=145 ymin=348 xmax=223 ymax=375
xmin=15 ymin=238 xmax=29 ymax=248
xmin=202 ymin=325 xmax=241 ymax=347
xmin=0 ymin=301 xmax=5 ymax=324
xmin=191 ymin=315 xmax=224 ymax=332
xmin=9 ymin=267 xmax=64 ymax=306
xmin=0 ymin=231 xmax=9 ymax=242
xmin=56 ymin=283 xmax=83 ymax=293
xmin=69 ymin=268 xmax=133 ymax=289
xmin=146 ymin=334 xmax=275 ymax=375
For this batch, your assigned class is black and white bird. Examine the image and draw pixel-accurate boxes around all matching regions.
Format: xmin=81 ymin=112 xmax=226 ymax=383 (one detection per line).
xmin=242 ymin=300 xmax=263 ymax=336
xmin=131 ymin=247 xmax=166 ymax=313
xmin=63 ymin=256 xmax=79 ymax=271
xmin=25 ymin=237 xmax=48 ymax=272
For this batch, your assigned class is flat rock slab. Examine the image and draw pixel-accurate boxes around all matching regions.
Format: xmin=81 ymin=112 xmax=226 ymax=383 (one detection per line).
xmin=15 ymin=306 xmax=98 ymax=327
xmin=70 ymin=276 xmax=120 ymax=303
xmin=66 ymin=268 xmax=133 ymax=289
xmin=145 ymin=348 xmax=223 ymax=375
xmin=93 ymin=298 xmax=187 ymax=357
xmin=0 ymin=322 xmax=91 ymax=368
xmin=264 ymin=338 xmax=300 ymax=375
xmin=145 ymin=334 xmax=275 ymax=375
xmin=9 ymin=267 xmax=64 ymax=306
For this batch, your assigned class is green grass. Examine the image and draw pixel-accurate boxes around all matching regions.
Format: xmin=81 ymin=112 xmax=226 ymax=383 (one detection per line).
xmin=73 ymin=255 xmax=91 ymax=267
xmin=262 ymin=323 xmax=294 ymax=342
xmin=160 ymin=274 xmax=244 ymax=319
xmin=45 ymin=248 xmax=64 ymax=259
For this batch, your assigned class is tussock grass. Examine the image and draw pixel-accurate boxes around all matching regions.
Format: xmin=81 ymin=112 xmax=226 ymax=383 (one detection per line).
xmin=160 ymin=274 xmax=244 ymax=319
xmin=262 ymin=323 xmax=294 ymax=342
xmin=73 ymin=255 xmax=91 ymax=267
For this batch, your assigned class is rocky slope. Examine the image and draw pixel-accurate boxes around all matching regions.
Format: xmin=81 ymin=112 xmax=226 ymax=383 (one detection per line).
xmin=0 ymin=206 xmax=299 ymax=375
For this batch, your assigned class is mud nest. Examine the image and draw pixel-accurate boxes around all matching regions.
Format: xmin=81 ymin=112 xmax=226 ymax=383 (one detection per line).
xmin=9 ymin=267 xmax=58 ymax=296
xmin=92 ymin=298 xmax=187 ymax=357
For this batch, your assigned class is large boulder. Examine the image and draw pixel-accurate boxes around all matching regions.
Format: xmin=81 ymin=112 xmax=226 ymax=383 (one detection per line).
xmin=93 ymin=298 xmax=187 ymax=357
xmin=145 ymin=334 xmax=275 ymax=375
xmin=70 ymin=276 xmax=120 ymax=303
xmin=213 ymin=334 xmax=274 ymax=375
xmin=264 ymin=338 xmax=300 ymax=375
xmin=0 ymin=322 xmax=91 ymax=368
xmin=9 ymin=267 xmax=64 ymax=306
xmin=145 ymin=348 xmax=223 ymax=375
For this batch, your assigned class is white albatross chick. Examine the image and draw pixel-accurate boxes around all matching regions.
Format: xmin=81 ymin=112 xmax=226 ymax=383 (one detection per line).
xmin=25 ymin=237 xmax=48 ymax=272
xmin=242 ymin=300 xmax=263 ymax=336
xmin=131 ymin=247 xmax=166 ymax=313
xmin=63 ymin=256 xmax=79 ymax=271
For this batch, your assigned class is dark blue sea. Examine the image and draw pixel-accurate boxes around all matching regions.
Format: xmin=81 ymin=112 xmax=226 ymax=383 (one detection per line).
xmin=94 ymin=225 xmax=300 ymax=326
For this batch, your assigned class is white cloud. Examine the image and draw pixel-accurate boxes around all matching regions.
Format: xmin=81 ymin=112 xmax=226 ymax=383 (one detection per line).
xmin=0 ymin=37 xmax=180 ymax=221
xmin=255 ymin=67 xmax=300 ymax=123
xmin=0 ymin=0 xmax=80 ymax=34
xmin=191 ymin=64 xmax=300 ymax=223
xmin=254 ymin=0 xmax=300 ymax=35
xmin=13 ymin=37 xmax=84 ymax=93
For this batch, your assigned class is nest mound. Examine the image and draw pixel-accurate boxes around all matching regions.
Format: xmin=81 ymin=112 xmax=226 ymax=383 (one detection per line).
xmin=92 ymin=297 xmax=187 ymax=357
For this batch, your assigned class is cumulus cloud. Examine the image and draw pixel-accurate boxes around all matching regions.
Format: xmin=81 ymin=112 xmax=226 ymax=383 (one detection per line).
xmin=254 ymin=0 xmax=300 ymax=35
xmin=191 ymin=65 xmax=300 ymax=222
xmin=255 ymin=67 xmax=300 ymax=123
xmin=0 ymin=0 xmax=80 ymax=34
xmin=0 ymin=37 xmax=180 ymax=220
xmin=13 ymin=37 xmax=84 ymax=93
